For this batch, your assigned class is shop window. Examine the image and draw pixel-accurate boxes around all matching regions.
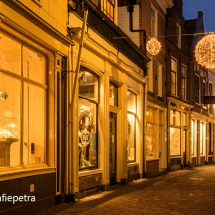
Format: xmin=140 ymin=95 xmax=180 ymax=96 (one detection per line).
xmin=102 ymin=0 xmax=115 ymax=22
xmin=78 ymin=67 xmax=99 ymax=169
xmin=200 ymin=122 xmax=204 ymax=155
xmin=170 ymin=109 xmax=181 ymax=156
xmin=127 ymin=91 xmax=136 ymax=162
xmin=208 ymin=123 xmax=212 ymax=155
xmin=191 ymin=120 xmax=195 ymax=156
xmin=0 ymin=32 xmax=46 ymax=167
xmin=170 ymin=127 xmax=180 ymax=156
xmin=109 ymin=82 xmax=118 ymax=106
xmin=146 ymin=108 xmax=157 ymax=158
xmin=171 ymin=58 xmax=177 ymax=95
xmin=182 ymin=113 xmax=186 ymax=127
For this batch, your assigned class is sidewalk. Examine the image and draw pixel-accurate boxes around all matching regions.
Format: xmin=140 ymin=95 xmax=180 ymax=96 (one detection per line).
xmin=36 ymin=165 xmax=215 ymax=215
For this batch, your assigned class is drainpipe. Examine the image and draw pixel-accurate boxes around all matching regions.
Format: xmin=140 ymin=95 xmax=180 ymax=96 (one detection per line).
xmin=126 ymin=5 xmax=146 ymax=53
xmin=68 ymin=7 xmax=88 ymax=200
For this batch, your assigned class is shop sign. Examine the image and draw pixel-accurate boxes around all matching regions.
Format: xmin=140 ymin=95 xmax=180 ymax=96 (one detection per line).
xmin=203 ymin=96 xmax=215 ymax=104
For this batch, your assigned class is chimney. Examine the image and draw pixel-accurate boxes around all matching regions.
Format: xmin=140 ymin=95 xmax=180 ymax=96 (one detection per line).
xmin=198 ymin=11 xmax=204 ymax=17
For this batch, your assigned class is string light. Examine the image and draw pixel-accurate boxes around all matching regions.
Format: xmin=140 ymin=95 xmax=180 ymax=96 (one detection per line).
xmin=195 ymin=33 xmax=215 ymax=68
xmin=146 ymin=37 xmax=161 ymax=55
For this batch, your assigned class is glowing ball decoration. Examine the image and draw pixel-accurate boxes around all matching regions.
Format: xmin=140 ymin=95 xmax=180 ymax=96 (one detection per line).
xmin=195 ymin=33 xmax=215 ymax=68
xmin=146 ymin=37 xmax=161 ymax=55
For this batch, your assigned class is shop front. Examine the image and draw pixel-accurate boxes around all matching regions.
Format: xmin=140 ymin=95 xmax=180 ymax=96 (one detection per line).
xmin=0 ymin=1 xmax=71 ymax=213
xmin=167 ymin=98 xmax=193 ymax=171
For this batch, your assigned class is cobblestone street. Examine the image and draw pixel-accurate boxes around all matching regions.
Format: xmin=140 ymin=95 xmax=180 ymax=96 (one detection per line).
xmin=37 ymin=165 xmax=215 ymax=215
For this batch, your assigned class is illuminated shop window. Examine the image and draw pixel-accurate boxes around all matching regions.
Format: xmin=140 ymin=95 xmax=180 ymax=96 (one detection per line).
xmin=109 ymin=82 xmax=118 ymax=106
xmin=170 ymin=109 xmax=181 ymax=156
xmin=127 ymin=91 xmax=136 ymax=162
xmin=146 ymin=108 xmax=157 ymax=158
xmin=78 ymin=67 xmax=99 ymax=169
xmin=191 ymin=120 xmax=195 ymax=156
xmin=0 ymin=32 xmax=46 ymax=167
xmin=200 ymin=122 xmax=204 ymax=155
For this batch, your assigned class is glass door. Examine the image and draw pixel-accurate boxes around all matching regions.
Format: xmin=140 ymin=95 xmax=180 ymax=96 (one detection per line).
xmin=109 ymin=112 xmax=117 ymax=184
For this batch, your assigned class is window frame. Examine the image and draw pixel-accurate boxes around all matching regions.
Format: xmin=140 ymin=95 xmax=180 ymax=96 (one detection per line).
xmin=171 ymin=57 xmax=177 ymax=96
xmin=78 ymin=66 xmax=100 ymax=170
xmin=181 ymin=64 xmax=186 ymax=99
xmin=102 ymin=0 xmax=115 ymax=22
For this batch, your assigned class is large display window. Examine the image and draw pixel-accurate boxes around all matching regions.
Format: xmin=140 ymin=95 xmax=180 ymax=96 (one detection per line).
xmin=0 ymin=32 xmax=46 ymax=167
xmin=146 ymin=108 xmax=157 ymax=158
xmin=127 ymin=91 xmax=136 ymax=162
xmin=170 ymin=109 xmax=181 ymax=156
xmin=78 ymin=67 xmax=99 ymax=169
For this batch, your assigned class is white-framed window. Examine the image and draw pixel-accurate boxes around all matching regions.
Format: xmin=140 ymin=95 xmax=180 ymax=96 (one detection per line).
xmin=181 ymin=64 xmax=186 ymax=99
xmin=151 ymin=6 xmax=157 ymax=37
xmin=157 ymin=63 xmax=162 ymax=97
xmin=148 ymin=59 xmax=153 ymax=92
xmin=0 ymin=32 xmax=47 ymax=167
xmin=127 ymin=90 xmax=137 ymax=162
xmin=171 ymin=58 xmax=177 ymax=95
xmin=176 ymin=23 xmax=181 ymax=48
xmin=102 ymin=0 xmax=115 ymax=22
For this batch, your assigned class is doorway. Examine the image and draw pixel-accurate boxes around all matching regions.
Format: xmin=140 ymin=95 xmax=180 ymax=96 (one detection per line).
xmin=109 ymin=112 xmax=117 ymax=184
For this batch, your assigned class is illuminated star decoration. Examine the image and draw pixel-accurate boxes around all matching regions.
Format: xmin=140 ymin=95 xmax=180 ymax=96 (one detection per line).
xmin=146 ymin=37 xmax=161 ymax=55
xmin=195 ymin=33 xmax=215 ymax=68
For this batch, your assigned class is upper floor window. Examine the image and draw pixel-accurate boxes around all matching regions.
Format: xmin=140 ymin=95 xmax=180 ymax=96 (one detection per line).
xmin=181 ymin=65 xmax=186 ymax=99
xmin=176 ymin=24 xmax=181 ymax=48
xmin=157 ymin=63 xmax=162 ymax=97
xmin=195 ymin=75 xmax=200 ymax=103
xmin=171 ymin=58 xmax=177 ymax=95
xmin=209 ymin=82 xmax=213 ymax=95
xmin=102 ymin=0 xmax=115 ymax=22
xmin=202 ymin=81 xmax=206 ymax=104
xmin=151 ymin=7 xmax=157 ymax=37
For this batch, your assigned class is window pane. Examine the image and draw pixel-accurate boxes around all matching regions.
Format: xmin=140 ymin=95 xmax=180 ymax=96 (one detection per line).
xmin=78 ymin=99 xmax=97 ymax=168
xmin=200 ymin=122 xmax=203 ymax=155
xmin=109 ymin=82 xmax=118 ymax=106
xmin=146 ymin=108 xmax=156 ymax=123
xmin=23 ymin=47 xmax=46 ymax=84
xmin=0 ymin=33 xmax=21 ymax=75
xmin=183 ymin=113 xmax=186 ymax=126
xmin=23 ymin=83 xmax=45 ymax=165
xmin=127 ymin=113 xmax=135 ymax=162
xmin=0 ymin=74 xmax=20 ymax=167
xmin=170 ymin=127 xmax=180 ymax=156
xmin=171 ymin=71 xmax=176 ymax=94
xmin=79 ymin=70 xmax=98 ymax=101
xmin=175 ymin=111 xmax=181 ymax=126
xmin=146 ymin=123 xmax=156 ymax=157
xmin=191 ymin=120 xmax=195 ymax=156
xmin=170 ymin=109 xmax=174 ymax=125
xmin=127 ymin=91 xmax=136 ymax=113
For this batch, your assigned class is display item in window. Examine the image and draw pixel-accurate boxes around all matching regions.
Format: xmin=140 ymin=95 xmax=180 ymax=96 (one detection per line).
xmin=78 ymin=105 xmax=94 ymax=168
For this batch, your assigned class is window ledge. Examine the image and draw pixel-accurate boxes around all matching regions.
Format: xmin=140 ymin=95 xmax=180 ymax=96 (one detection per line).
xmin=78 ymin=168 xmax=102 ymax=177
xmin=0 ymin=166 xmax=55 ymax=182
xmin=127 ymin=162 xmax=139 ymax=167
xmin=146 ymin=158 xmax=159 ymax=161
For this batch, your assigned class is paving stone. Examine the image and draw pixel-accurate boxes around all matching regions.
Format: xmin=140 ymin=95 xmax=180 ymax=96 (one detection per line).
xmin=36 ymin=165 xmax=215 ymax=215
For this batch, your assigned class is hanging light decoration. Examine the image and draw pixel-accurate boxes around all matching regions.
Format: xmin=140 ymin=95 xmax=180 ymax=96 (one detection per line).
xmin=195 ymin=33 xmax=215 ymax=68
xmin=146 ymin=37 xmax=161 ymax=55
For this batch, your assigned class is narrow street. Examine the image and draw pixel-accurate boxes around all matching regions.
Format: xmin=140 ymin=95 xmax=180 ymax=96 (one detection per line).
xmin=37 ymin=165 xmax=215 ymax=215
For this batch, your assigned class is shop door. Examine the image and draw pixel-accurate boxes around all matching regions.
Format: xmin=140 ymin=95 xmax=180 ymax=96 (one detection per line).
xmin=110 ymin=112 xmax=117 ymax=184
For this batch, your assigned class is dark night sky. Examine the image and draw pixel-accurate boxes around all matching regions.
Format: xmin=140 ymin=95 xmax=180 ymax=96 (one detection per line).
xmin=182 ymin=0 xmax=215 ymax=32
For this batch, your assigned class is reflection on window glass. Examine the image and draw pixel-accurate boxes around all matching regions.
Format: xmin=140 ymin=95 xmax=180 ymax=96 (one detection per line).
xmin=175 ymin=111 xmax=180 ymax=126
xmin=0 ymin=32 xmax=21 ymax=74
xmin=109 ymin=82 xmax=118 ymax=106
xmin=127 ymin=113 xmax=135 ymax=162
xmin=146 ymin=108 xmax=156 ymax=123
xmin=78 ymin=99 xmax=97 ymax=168
xmin=146 ymin=123 xmax=156 ymax=157
xmin=23 ymin=83 xmax=45 ymax=165
xmin=0 ymin=74 xmax=20 ymax=167
xmin=127 ymin=91 xmax=136 ymax=113
xmin=79 ymin=69 xmax=98 ymax=101
xmin=170 ymin=127 xmax=180 ymax=155
xmin=23 ymin=47 xmax=45 ymax=84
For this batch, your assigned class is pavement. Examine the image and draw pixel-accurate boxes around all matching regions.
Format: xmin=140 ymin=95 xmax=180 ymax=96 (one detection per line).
xmin=36 ymin=165 xmax=215 ymax=215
